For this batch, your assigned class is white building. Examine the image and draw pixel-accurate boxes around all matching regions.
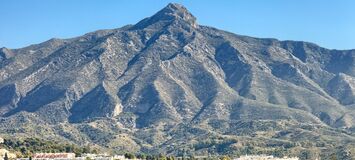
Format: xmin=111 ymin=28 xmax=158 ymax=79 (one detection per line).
xmin=235 ymin=155 xmax=299 ymax=160
xmin=32 ymin=153 xmax=76 ymax=160
xmin=75 ymin=153 xmax=125 ymax=160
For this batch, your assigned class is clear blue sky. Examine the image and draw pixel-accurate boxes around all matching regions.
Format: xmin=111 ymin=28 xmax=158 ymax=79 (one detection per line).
xmin=0 ymin=0 xmax=354 ymax=50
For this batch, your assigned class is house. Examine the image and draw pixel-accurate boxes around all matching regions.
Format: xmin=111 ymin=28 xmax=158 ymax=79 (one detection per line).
xmin=32 ymin=153 xmax=75 ymax=160
xmin=235 ymin=155 xmax=299 ymax=160
xmin=76 ymin=153 xmax=122 ymax=160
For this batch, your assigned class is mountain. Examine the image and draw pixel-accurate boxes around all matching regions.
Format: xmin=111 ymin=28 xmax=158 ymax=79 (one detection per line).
xmin=1 ymin=3 xmax=355 ymax=158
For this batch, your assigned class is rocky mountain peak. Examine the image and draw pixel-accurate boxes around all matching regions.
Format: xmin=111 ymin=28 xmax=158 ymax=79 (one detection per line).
xmin=133 ymin=3 xmax=197 ymax=29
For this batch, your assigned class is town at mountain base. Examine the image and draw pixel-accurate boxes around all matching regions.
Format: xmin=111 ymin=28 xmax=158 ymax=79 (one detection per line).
xmin=0 ymin=3 xmax=355 ymax=159
xmin=0 ymin=137 xmax=301 ymax=160
xmin=0 ymin=137 xmax=303 ymax=160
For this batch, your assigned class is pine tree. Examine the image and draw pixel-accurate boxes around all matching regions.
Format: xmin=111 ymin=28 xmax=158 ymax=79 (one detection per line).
xmin=4 ymin=153 xmax=9 ymax=160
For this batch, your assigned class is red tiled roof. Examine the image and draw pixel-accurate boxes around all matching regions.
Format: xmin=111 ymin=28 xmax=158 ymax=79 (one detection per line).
xmin=33 ymin=153 xmax=75 ymax=158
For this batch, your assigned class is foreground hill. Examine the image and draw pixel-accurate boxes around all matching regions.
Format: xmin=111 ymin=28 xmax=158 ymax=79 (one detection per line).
xmin=1 ymin=3 xmax=355 ymax=159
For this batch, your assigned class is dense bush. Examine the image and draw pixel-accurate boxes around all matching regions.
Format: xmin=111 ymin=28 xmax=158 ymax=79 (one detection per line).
xmin=0 ymin=138 xmax=98 ymax=158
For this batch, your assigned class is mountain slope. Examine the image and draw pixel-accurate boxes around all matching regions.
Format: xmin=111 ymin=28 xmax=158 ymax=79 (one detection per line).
xmin=1 ymin=3 xmax=355 ymax=158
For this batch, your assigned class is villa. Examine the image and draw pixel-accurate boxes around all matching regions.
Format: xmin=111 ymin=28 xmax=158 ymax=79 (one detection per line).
xmin=235 ymin=155 xmax=299 ymax=160
xmin=32 ymin=153 xmax=76 ymax=160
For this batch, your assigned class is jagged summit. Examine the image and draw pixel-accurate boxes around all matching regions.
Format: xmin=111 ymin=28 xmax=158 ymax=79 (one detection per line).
xmin=133 ymin=3 xmax=197 ymax=29
xmin=159 ymin=3 xmax=196 ymax=20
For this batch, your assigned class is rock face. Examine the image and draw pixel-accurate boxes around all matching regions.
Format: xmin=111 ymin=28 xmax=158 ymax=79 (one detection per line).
xmin=1 ymin=3 xmax=355 ymax=156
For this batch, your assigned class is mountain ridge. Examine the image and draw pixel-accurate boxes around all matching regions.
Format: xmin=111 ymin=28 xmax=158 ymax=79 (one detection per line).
xmin=1 ymin=3 xmax=355 ymax=158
